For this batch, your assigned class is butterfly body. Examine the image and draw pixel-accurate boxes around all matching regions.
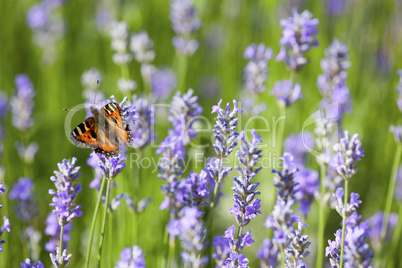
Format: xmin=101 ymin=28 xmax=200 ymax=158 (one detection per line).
xmin=70 ymin=102 xmax=133 ymax=157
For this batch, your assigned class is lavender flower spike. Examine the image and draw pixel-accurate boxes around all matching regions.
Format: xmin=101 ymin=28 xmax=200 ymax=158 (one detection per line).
xmin=10 ymin=74 xmax=35 ymax=131
xmin=20 ymin=258 xmax=44 ymax=268
xmin=276 ymin=9 xmax=319 ymax=72
xmin=271 ymin=80 xmax=302 ymax=108
xmin=50 ymin=247 xmax=72 ymax=267
xmin=396 ymin=70 xmax=402 ymax=112
xmin=49 ymin=158 xmax=82 ymax=226
xmin=211 ymin=99 xmax=243 ymax=158
xmin=0 ymin=216 xmax=11 ymax=252
xmin=332 ymin=131 xmax=364 ymax=179
xmin=236 ymin=129 xmax=263 ymax=180
xmin=130 ymin=30 xmax=155 ymax=64
xmin=98 ymin=151 xmax=127 ymax=179
xmin=115 ymin=245 xmax=146 ymax=268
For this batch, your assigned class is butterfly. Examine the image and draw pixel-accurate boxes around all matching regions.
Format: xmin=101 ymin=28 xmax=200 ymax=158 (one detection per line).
xmin=70 ymin=102 xmax=133 ymax=157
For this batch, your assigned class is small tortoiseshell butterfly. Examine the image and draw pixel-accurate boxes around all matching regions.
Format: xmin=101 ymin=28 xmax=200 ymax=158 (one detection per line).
xmin=70 ymin=102 xmax=133 ymax=157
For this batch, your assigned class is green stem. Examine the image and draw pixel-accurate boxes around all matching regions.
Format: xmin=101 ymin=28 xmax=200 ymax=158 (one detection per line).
xmin=167 ymin=235 xmax=176 ymax=267
xmin=381 ymin=143 xmax=402 ymax=241
xmin=85 ymin=177 xmax=106 ymax=268
xmin=163 ymin=221 xmax=169 ymax=268
xmin=59 ymin=225 xmax=65 ymax=268
xmin=108 ymin=210 xmax=113 ymax=268
xmin=340 ymin=179 xmax=349 ymax=268
xmin=316 ymin=163 xmax=327 ymax=268
xmin=133 ymin=150 xmax=142 ymax=245
xmin=96 ymin=178 xmax=111 ymax=268
xmin=387 ymin=203 xmax=402 ymax=268
xmin=177 ymin=54 xmax=188 ymax=93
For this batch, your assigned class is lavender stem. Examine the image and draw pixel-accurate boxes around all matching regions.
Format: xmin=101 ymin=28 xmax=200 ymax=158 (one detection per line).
xmin=85 ymin=176 xmax=106 ymax=268
xmin=316 ymin=162 xmax=328 ymax=268
xmin=59 ymin=225 xmax=65 ymax=268
xmin=340 ymin=178 xmax=349 ymax=267
xmin=381 ymin=143 xmax=402 ymax=241
xmin=96 ymin=178 xmax=111 ymax=268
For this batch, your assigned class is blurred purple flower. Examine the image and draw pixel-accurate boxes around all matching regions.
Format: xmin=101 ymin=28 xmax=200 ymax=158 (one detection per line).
xmin=294 ymin=168 xmax=319 ymax=218
xmin=271 ymin=80 xmax=302 ymax=108
xmin=212 ymin=235 xmax=231 ymax=267
xmin=151 ymin=68 xmax=177 ymax=100
xmin=390 ymin=125 xmax=402 ymax=144
xmin=117 ymin=78 xmax=137 ymax=94
xmin=256 ymin=239 xmax=279 ymax=267
xmin=369 ymin=211 xmax=398 ymax=253
xmin=243 ymin=43 xmax=273 ymax=94
xmin=109 ymin=21 xmax=132 ymax=65
xmin=115 ymin=245 xmax=146 ymax=268
xmin=284 ymin=131 xmax=314 ymax=167
xmin=0 ymin=91 xmax=7 ymax=120
xmin=45 ymin=212 xmax=72 ymax=253
xmin=396 ymin=70 xmax=402 ymax=112
xmin=276 ymin=9 xmax=319 ymax=72
xmin=11 ymin=74 xmax=35 ymax=131
xmin=27 ymin=4 xmax=48 ymax=29
xmin=9 ymin=177 xmax=37 ymax=221
xmin=49 ymin=158 xmax=82 ymax=226
xmin=326 ymin=0 xmax=346 ymax=15
xmin=16 ymin=142 xmax=39 ymax=164
xmin=130 ymin=30 xmax=155 ymax=63
xmin=396 ymin=166 xmax=402 ymax=201
xmin=172 ymin=37 xmax=199 ymax=56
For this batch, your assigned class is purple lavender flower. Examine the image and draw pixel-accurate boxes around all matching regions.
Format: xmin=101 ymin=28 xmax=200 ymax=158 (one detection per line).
xmin=284 ymin=132 xmax=315 ymax=167
xmin=333 ymin=188 xmax=362 ymax=217
xmin=390 ymin=125 xmax=402 ymax=144
xmin=168 ymin=89 xmax=203 ymax=144
xmin=211 ymin=99 xmax=243 ymax=158
xmin=0 ymin=216 xmax=11 ymax=252
xmin=27 ymin=4 xmax=48 ymax=29
xmin=170 ymin=0 xmax=201 ymax=55
xmin=0 ymin=91 xmax=7 ymax=120
xmin=224 ymin=225 xmax=255 ymax=253
xmin=130 ymin=30 xmax=156 ymax=63
xmin=50 ymin=247 xmax=72 ymax=267
xmin=168 ymin=207 xmax=208 ymax=267
xmin=272 ymin=153 xmax=299 ymax=203
xmin=151 ymin=68 xmax=177 ymax=100
xmin=284 ymin=220 xmax=311 ymax=266
xmin=16 ymin=142 xmax=39 ymax=164
xmin=115 ymin=245 xmax=146 ymax=268
xmin=19 ymin=258 xmax=44 ymax=268
xmin=243 ymin=43 xmax=273 ymax=94
xmin=97 ymin=151 xmax=127 ymax=179
xmin=9 ymin=177 xmax=37 ymax=221
xmin=235 ymin=129 xmax=263 ymax=180
xmin=45 ymin=212 xmax=72 ymax=253
xmin=257 ymin=239 xmax=279 ymax=268
xmin=332 ymin=131 xmax=364 ymax=179
xmin=317 ymin=40 xmax=352 ymax=121
xmin=126 ymin=96 xmax=155 ymax=150
xmin=369 ymin=211 xmax=398 ymax=252
xmin=294 ymin=168 xmax=319 ymax=218
xmin=49 ymin=158 xmax=82 ymax=226
xmin=396 ymin=166 xmax=402 ymax=201
xmin=223 ymin=252 xmax=249 ymax=268
xmin=212 ymin=236 xmax=231 ymax=267
xmin=276 ymin=9 xmax=319 ymax=72
xmin=183 ymin=170 xmax=210 ymax=207
xmin=396 ymin=70 xmax=402 ymax=112
xmin=10 ymin=74 xmax=35 ymax=131
xmin=271 ymin=80 xmax=302 ymax=108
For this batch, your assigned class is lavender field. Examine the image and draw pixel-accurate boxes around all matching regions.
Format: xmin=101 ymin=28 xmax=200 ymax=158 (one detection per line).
xmin=0 ymin=0 xmax=402 ymax=267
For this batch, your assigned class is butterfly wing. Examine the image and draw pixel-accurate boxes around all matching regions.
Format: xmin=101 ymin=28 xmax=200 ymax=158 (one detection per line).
xmin=70 ymin=117 xmax=99 ymax=149
xmin=100 ymin=102 xmax=127 ymax=129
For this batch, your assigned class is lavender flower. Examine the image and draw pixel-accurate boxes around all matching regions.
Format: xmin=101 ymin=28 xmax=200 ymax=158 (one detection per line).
xmin=211 ymin=100 xmax=243 ymax=158
xmin=168 ymin=89 xmax=203 ymax=144
xmin=224 ymin=225 xmax=254 ymax=254
xmin=45 ymin=212 xmax=72 ymax=253
xmin=271 ymin=80 xmax=302 ymax=108
xmin=317 ymin=40 xmax=352 ymax=121
xmin=284 ymin=221 xmax=311 ymax=266
xmin=10 ymin=74 xmax=35 ymax=131
xmin=109 ymin=21 xmax=132 ymax=65
xmin=0 ymin=91 xmax=8 ymax=120
xmin=168 ymin=207 xmax=209 ymax=267
xmin=16 ymin=142 xmax=39 ymax=164
xmin=257 ymin=239 xmax=279 ymax=268
xmin=396 ymin=70 xmax=402 ymax=112
xmin=130 ymin=30 xmax=155 ymax=63
xmin=390 ymin=125 xmax=402 ymax=144
xmin=19 ymin=259 xmax=44 ymax=268
xmin=223 ymin=252 xmax=249 ymax=268
xmin=0 ymin=216 xmax=10 ymax=252
xmin=212 ymin=236 xmax=231 ymax=267
xmin=236 ymin=129 xmax=263 ymax=180
xmin=332 ymin=131 xmax=364 ymax=179
xmin=183 ymin=170 xmax=210 ymax=207
xmin=294 ymin=168 xmax=319 ymax=218
xmin=115 ymin=245 xmax=146 ymax=268
xmin=151 ymin=68 xmax=177 ymax=100
xmin=272 ymin=153 xmax=299 ymax=203
xmin=9 ymin=177 xmax=37 ymax=221
xmin=396 ymin=166 xmax=402 ymax=201
xmin=284 ymin=132 xmax=315 ymax=167
xmin=126 ymin=96 xmax=155 ymax=150
xmin=50 ymin=247 xmax=72 ymax=267
xmin=369 ymin=211 xmax=398 ymax=252
xmin=97 ymin=151 xmax=127 ymax=179
xmin=333 ymin=188 xmax=362 ymax=217
xmin=49 ymin=158 xmax=82 ymax=226
xmin=170 ymin=0 xmax=202 ymax=55
xmin=243 ymin=43 xmax=273 ymax=94
xmin=276 ymin=9 xmax=319 ymax=72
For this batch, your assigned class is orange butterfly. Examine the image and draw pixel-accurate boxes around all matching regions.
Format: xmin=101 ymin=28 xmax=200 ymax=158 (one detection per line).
xmin=70 ymin=102 xmax=133 ymax=157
